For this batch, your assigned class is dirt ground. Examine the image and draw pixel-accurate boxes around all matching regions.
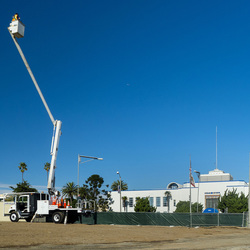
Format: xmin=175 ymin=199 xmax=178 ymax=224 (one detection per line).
xmin=1 ymin=222 xmax=250 ymax=249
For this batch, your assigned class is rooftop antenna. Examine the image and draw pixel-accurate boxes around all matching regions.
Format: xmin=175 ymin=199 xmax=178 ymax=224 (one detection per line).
xmin=216 ymin=126 xmax=218 ymax=170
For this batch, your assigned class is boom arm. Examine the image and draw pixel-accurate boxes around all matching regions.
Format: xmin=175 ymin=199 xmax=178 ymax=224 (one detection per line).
xmin=8 ymin=21 xmax=61 ymax=195
xmin=8 ymin=26 xmax=55 ymax=125
xmin=47 ymin=120 xmax=62 ymax=195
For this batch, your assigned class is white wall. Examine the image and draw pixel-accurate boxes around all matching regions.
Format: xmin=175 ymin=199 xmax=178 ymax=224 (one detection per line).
xmin=0 ymin=202 xmax=12 ymax=221
xmin=110 ymin=180 xmax=248 ymax=213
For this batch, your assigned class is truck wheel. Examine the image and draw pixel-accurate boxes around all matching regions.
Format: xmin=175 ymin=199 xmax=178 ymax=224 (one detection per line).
xmin=52 ymin=211 xmax=64 ymax=224
xmin=10 ymin=211 xmax=19 ymax=222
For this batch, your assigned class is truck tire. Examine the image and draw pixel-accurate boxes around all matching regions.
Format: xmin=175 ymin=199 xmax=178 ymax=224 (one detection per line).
xmin=10 ymin=211 xmax=19 ymax=222
xmin=52 ymin=211 xmax=64 ymax=224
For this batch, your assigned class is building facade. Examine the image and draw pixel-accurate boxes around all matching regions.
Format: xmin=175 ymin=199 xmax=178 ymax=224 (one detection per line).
xmin=109 ymin=168 xmax=248 ymax=213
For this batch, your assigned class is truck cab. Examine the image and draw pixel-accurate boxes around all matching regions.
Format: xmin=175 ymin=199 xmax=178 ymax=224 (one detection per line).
xmin=6 ymin=192 xmax=48 ymax=222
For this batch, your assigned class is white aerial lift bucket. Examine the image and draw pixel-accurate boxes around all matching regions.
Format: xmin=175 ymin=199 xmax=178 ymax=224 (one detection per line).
xmin=9 ymin=20 xmax=25 ymax=38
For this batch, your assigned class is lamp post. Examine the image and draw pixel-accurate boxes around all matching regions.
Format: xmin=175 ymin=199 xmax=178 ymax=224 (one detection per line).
xmin=77 ymin=155 xmax=103 ymax=197
xmin=117 ymin=171 xmax=122 ymax=212
xmin=194 ymin=170 xmax=200 ymax=213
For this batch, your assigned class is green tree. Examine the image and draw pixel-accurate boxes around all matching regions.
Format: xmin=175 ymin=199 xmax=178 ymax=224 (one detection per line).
xmin=18 ymin=162 xmax=27 ymax=183
xmin=218 ymin=189 xmax=248 ymax=213
xmin=174 ymin=201 xmax=203 ymax=213
xmin=61 ymin=182 xmax=77 ymax=205
xmin=122 ymin=196 xmax=128 ymax=212
xmin=44 ymin=162 xmax=50 ymax=181
xmin=111 ymin=180 xmax=128 ymax=191
xmin=98 ymin=191 xmax=111 ymax=212
xmin=83 ymin=174 xmax=110 ymax=211
xmin=192 ymin=202 xmax=203 ymax=213
xmin=134 ymin=197 xmax=156 ymax=212
xmin=79 ymin=184 xmax=90 ymax=200
xmin=10 ymin=181 xmax=38 ymax=192
xmin=164 ymin=191 xmax=172 ymax=213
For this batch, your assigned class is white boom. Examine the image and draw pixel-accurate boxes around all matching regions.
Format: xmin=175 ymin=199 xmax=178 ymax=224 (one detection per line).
xmin=47 ymin=120 xmax=62 ymax=195
xmin=8 ymin=20 xmax=61 ymax=195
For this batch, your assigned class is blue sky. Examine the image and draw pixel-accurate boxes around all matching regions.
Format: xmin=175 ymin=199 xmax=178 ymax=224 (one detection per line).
xmin=1 ymin=1 xmax=250 ymax=193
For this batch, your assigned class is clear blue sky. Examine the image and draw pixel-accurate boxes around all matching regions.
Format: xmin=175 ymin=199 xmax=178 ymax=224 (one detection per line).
xmin=1 ymin=1 xmax=250 ymax=193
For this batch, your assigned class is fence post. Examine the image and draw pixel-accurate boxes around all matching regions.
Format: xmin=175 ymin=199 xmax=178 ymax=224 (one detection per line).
xmin=217 ymin=210 xmax=219 ymax=226
xmin=242 ymin=212 xmax=246 ymax=227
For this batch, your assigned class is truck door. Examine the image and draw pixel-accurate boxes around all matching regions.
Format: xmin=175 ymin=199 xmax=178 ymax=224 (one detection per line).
xmin=17 ymin=195 xmax=30 ymax=213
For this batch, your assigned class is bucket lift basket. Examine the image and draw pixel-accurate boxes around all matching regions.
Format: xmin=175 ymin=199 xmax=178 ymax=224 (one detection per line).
xmin=9 ymin=20 xmax=25 ymax=38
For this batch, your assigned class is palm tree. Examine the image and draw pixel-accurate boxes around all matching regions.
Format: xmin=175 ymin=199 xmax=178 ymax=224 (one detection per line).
xmin=111 ymin=180 xmax=128 ymax=191
xmin=79 ymin=184 xmax=90 ymax=200
xmin=18 ymin=162 xmax=27 ymax=183
xmin=44 ymin=162 xmax=50 ymax=181
xmin=164 ymin=191 xmax=172 ymax=213
xmin=61 ymin=182 xmax=77 ymax=205
xmin=10 ymin=180 xmax=38 ymax=193
xmin=122 ymin=196 xmax=128 ymax=212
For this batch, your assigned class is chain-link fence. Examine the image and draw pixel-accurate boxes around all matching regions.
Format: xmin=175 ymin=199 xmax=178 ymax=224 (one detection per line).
xmin=78 ymin=212 xmax=248 ymax=227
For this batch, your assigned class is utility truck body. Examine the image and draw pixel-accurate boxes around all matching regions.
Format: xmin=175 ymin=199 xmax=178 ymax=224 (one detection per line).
xmin=4 ymin=192 xmax=94 ymax=223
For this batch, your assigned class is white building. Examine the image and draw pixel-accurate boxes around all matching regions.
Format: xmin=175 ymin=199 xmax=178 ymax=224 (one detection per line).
xmin=110 ymin=168 xmax=248 ymax=213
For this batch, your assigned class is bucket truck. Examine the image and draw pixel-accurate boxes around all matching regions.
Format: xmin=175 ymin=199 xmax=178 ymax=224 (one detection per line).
xmin=4 ymin=17 xmax=97 ymax=223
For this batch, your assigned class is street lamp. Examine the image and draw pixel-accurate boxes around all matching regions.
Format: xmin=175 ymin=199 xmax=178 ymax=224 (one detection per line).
xmin=194 ymin=170 xmax=200 ymax=213
xmin=77 ymin=155 xmax=103 ymax=197
xmin=117 ymin=171 xmax=122 ymax=212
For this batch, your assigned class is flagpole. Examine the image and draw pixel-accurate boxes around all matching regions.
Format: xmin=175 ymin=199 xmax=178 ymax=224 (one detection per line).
xmin=189 ymin=156 xmax=192 ymax=227
xmin=248 ymin=152 xmax=250 ymax=228
xmin=216 ymin=126 xmax=218 ymax=170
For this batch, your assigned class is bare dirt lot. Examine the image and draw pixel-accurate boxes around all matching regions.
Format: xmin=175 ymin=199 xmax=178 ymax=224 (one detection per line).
xmin=1 ymin=222 xmax=250 ymax=249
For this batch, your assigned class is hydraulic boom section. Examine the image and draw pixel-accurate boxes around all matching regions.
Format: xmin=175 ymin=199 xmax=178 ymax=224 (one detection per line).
xmin=8 ymin=18 xmax=61 ymax=196
xmin=48 ymin=120 xmax=62 ymax=195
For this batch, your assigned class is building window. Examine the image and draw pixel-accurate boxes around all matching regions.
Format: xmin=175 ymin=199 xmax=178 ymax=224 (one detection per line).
xmin=163 ymin=197 xmax=167 ymax=207
xmin=129 ymin=197 xmax=133 ymax=207
xmin=156 ymin=197 xmax=161 ymax=207
xmin=149 ymin=197 xmax=154 ymax=207
xmin=174 ymin=200 xmax=176 ymax=206
xmin=205 ymin=195 xmax=219 ymax=209
xmin=168 ymin=183 xmax=178 ymax=189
